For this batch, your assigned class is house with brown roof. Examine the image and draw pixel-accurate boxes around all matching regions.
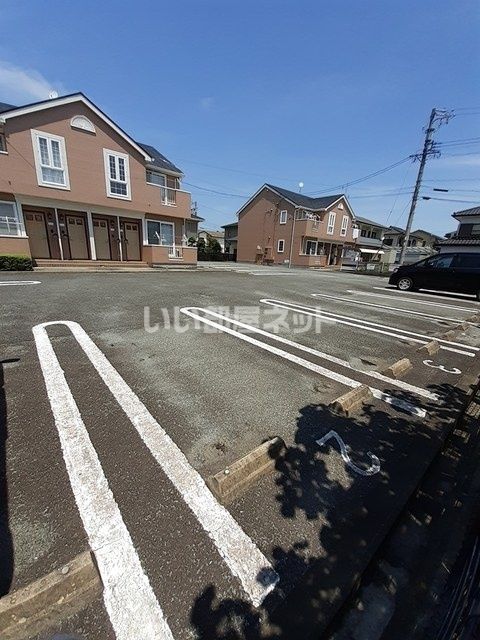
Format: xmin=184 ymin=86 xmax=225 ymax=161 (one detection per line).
xmin=236 ymin=184 xmax=358 ymax=268
xmin=436 ymin=206 xmax=480 ymax=253
xmin=0 ymin=93 xmax=198 ymax=267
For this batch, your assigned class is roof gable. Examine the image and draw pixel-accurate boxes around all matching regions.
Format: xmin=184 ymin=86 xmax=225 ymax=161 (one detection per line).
xmin=0 ymin=92 xmax=153 ymax=162
xmin=236 ymin=183 xmax=355 ymax=220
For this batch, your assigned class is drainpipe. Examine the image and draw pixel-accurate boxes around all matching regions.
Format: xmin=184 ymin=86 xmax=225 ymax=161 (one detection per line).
xmin=288 ymin=207 xmax=298 ymax=269
xmin=54 ymin=208 xmax=64 ymax=260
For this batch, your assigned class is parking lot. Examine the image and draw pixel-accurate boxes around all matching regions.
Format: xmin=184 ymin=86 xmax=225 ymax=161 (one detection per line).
xmin=1 ymin=266 xmax=479 ymax=639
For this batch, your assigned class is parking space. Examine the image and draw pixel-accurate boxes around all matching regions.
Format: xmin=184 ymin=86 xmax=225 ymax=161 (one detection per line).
xmin=1 ymin=269 xmax=479 ymax=639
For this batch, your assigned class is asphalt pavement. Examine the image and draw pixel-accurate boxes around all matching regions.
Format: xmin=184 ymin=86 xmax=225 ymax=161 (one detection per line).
xmin=1 ymin=265 xmax=479 ymax=639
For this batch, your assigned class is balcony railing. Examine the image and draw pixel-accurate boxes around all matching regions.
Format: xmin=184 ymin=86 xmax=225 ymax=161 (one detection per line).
xmin=160 ymin=187 xmax=176 ymax=206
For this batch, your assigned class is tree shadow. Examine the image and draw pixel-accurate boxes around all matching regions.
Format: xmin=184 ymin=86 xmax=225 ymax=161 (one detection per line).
xmin=189 ymin=380 xmax=470 ymax=639
xmin=0 ymin=359 xmax=13 ymax=596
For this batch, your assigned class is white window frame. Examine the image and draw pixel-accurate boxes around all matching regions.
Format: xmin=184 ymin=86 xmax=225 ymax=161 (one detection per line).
xmin=279 ymin=210 xmax=287 ymax=224
xmin=277 ymin=239 xmax=285 ymax=253
xmin=0 ymin=132 xmax=7 ymax=154
xmin=31 ymin=129 xmax=70 ymax=189
xmin=146 ymin=220 xmax=175 ymax=247
xmin=304 ymin=239 xmax=318 ymax=255
xmin=146 ymin=169 xmax=177 ymax=206
xmin=340 ymin=214 xmax=349 ymax=237
xmin=327 ymin=211 xmax=336 ymax=235
xmin=103 ymin=149 xmax=131 ymax=200
xmin=0 ymin=200 xmax=22 ymax=237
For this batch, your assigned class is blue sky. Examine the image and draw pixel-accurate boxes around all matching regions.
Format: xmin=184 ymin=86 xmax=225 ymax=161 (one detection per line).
xmin=1 ymin=0 xmax=479 ymax=236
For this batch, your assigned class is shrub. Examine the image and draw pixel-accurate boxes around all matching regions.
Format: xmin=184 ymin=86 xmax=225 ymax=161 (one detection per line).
xmin=0 ymin=254 xmax=33 ymax=271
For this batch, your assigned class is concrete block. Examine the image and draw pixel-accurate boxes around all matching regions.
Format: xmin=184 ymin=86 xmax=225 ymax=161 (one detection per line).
xmin=417 ymin=340 xmax=439 ymax=355
xmin=0 ymin=551 xmax=101 ymax=640
xmin=442 ymin=330 xmax=459 ymax=341
xmin=382 ymin=358 xmax=413 ymax=379
xmin=329 ymin=385 xmax=373 ymax=417
xmin=207 ymin=437 xmax=285 ymax=504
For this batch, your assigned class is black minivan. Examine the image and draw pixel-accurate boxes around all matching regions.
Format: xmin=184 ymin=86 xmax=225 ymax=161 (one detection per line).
xmin=388 ymin=252 xmax=480 ymax=300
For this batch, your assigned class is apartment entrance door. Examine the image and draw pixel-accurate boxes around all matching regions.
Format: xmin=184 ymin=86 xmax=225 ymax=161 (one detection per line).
xmin=24 ymin=208 xmax=61 ymax=259
xmin=92 ymin=215 xmax=120 ymax=260
xmin=58 ymin=211 xmax=90 ymax=260
xmin=120 ymin=219 xmax=141 ymax=261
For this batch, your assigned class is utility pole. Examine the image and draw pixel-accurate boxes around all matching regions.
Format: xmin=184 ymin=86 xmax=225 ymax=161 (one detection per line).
xmin=399 ymin=108 xmax=453 ymax=266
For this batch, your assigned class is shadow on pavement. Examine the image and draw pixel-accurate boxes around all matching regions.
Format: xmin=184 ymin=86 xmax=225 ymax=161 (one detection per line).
xmin=0 ymin=359 xmax=14 ymax=596
xmin=189 ymin=380 xmax=470 ymax=639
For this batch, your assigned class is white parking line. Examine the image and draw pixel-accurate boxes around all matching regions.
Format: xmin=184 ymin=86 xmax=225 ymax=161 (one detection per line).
xmin=0 ymin=280 xmax=41 ymax=286
xmin=180 ymin=307 xmax=428 ymax=417
xmin=312 ymin=292 xmax=474 ymax=325
xmin=369 ymin=288 xmax=479 ymax=310
xmin=33 ymin=321 xmax=277 ymax=608
xmin=375 ymin=286 xmax=479 ymax=301
xmin=33 ymin=323 xmax=174 ymax=640
xmin=261 ymin=299 xmax=478 ymax=357
xmin=183 ymin=307 xmax=436 ymax=400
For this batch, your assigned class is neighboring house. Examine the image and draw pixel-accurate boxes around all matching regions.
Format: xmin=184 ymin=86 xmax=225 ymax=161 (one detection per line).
xmin=0 ymin=93 xmax=197 ymax=266
xmin=236 ymin=184 xmax=358 ymax=268
xmin=222 ymin=222 xmax=238 ymax=259
xmin=354 ymin=215 xmax=388 ymax=262
xmin=382 ymin=225 xmax=440 ymax=263
xmin=197 ymin=229 xmax=225 ymax=252
xmin=382 ymin=226 xmax=407 ymax=248
xmin=435 ymin=206 xmax=480 ymax=254
xmin=185 ymin=210 xmax=205 ymax=241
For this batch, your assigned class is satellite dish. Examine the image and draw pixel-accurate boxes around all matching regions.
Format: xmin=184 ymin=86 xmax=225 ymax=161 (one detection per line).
xmin=48 ymin=90 xmax=59 ymax=99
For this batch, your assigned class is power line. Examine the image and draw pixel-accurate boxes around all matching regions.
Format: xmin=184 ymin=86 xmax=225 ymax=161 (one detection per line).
xmin=306 ymin=156 xmax=412 ymax=195
xmin=422 ymin=196 xmax=480 ymax=204
xmin=183 ymin=181 xmax=248 ymax=198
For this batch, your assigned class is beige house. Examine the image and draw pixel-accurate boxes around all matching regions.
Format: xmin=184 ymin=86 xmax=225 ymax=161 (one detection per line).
xmin=0 ymin=93 xmax=198 ymax=266
xmin=222 ymin=221 xmax=238 ymax=259
xmin=236 ymin=184 xmax=358 ymax=268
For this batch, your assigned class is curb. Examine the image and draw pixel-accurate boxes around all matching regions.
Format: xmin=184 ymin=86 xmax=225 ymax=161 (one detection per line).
xmin=329 ymin=385 xmax=373 ymax=417
xmin=0 ymin=551 xmax=101 ymax=640
xmin=382 ymin=358 xmax=413 ymax=379
xmin=417 ymin=340 xmax=440 ymax=355
xmin=206 ymin=437 xmax=285 ymax=504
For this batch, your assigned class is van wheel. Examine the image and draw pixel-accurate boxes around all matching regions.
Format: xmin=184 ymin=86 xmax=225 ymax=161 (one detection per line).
xmin=397 ymin=277 xmax=414 ymax=291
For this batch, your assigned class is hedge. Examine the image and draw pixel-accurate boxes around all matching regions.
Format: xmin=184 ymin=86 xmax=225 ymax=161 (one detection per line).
xmin=0 ymin=255 xmax=33 ymax=271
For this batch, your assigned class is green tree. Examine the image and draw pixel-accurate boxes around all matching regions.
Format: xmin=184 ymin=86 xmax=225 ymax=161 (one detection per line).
xmin=196 ymin=237 xmax=207 ymax=260
xmin=206 ymin=237 xmax=222 ymax=261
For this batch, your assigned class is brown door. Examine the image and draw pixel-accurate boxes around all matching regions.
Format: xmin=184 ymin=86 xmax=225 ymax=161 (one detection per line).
xmin=58 ymin=211 xmax=89 ymax=260
xmin=92 ymin=215 xmax=120 ymax=261
xmin=24 ymin=209 xmax=61 ymax=259
xmin=120 ymin=219 xmax=141 ymax=261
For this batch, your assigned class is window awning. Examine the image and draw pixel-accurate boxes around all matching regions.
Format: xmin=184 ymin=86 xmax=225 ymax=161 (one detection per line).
xmin=359 ymin=248 xmax=384 ymax=254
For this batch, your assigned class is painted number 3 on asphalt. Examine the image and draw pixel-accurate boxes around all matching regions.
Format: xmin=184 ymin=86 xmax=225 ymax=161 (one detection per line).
xmin=423 ymin=359 xmax=462 ymax=375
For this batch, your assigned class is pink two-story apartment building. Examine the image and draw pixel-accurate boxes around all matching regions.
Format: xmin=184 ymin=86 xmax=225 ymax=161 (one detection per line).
xmin=237 ymin=184 xmax=358 ymax=267
xmin=0 ymin=93 xmax=198 ymax=266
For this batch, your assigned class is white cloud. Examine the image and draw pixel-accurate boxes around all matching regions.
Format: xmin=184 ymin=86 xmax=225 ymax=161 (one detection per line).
xmin=0 ymin=61 xmax=63 ymax=104
xmin=200 ymin=96 xmax=215 ymax=111
xmin=436 ymin=154 xmax=480 ymax=167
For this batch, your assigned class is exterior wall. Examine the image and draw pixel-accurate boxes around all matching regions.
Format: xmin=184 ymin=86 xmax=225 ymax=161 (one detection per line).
xmin=142 ymin=245 xmax=197 ymax=264
xmin=237 ymin=188 xmax=356 ymax=266
xmin=0 ymin=101 xmax=191 ymax=220
xmin=0 ymin=236 xmax=31 ymax=256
